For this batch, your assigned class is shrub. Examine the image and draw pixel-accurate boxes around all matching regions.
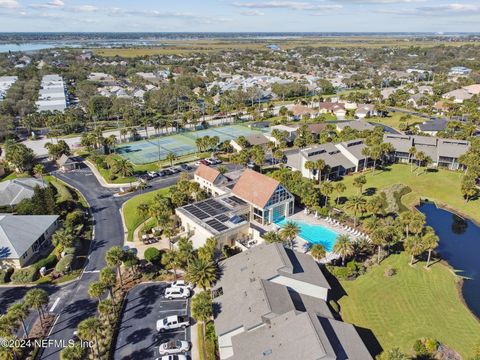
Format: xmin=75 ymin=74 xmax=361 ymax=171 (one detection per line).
xmin=384 ymin=266 xmax=397 ymax=277
xmin=33 ymin=254 xmax=58 ymax=271
xmin=413 ymin=339 xmax=428 ymax=356
xmin=0 ymin=267 xmax=14 ymax=283
xmin=65 ymin=210 xmax=85 ymax=229
xmin=327 ymin=260 xmax=365 ymax=280
xmin=55 ymin=254 xmax=74 ymax=274
xmin=63 ymin=247 xmax=77 ymax=256
xmin=424 ymin=338 xmax=438 ymax=353
xmin=11 ymin=266 xmax=38 ymax=283
xmin=144 ymin=247 xmax=161 ymax=264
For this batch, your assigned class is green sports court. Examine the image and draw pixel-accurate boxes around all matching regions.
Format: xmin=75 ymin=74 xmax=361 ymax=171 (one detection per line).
xmin=115 ymin=124 xmax=262 ymax=164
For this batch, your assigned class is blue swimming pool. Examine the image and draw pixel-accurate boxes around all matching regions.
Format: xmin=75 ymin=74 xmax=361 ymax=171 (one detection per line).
xmin=275 ymin=219 xmax=339 ymax=252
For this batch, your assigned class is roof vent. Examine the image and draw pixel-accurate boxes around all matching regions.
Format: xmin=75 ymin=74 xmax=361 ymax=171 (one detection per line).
xmin=262 ymin=349 xmax=273 ymax=356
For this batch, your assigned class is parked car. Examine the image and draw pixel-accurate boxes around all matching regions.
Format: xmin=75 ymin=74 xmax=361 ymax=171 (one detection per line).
xmin=169 ymin=167 xmax=180 ymax=174
xmin=169 ymin=280 xmax=193 ymax=290
xmin=157 ymin=171 xmax=166 ymax=177
xmin=179 ymin=164 xmax=192 ymax=171
xmin=159 ymin=340 xmax=190 ymax=355
xmin=163 ymin=169 xmax=174 ymax=176
xmin=208 ymin=158 xmax=222 ymax=164
xmin=156 ymin=315 xmax=190 ymax=332
xmin=197 ymin=159 xmax=209 ymax=166
xmin=147 ymin=171 xmax=158 ymax=178
xmin=156 ymin=355 xmax=187 ymax=360
xmin=165 ymin=287 xmax=190 ymax=299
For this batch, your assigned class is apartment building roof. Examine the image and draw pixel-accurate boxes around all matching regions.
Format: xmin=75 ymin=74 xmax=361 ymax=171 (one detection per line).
xmin=232 ymin=169 xmax=281 ymax=208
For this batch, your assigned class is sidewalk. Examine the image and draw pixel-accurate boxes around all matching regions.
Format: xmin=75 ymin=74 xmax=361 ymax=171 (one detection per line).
xmin=84 ymin=160 xmax=139 ymax=189
xmin=191 ymin=323 xmax=200 ymax=360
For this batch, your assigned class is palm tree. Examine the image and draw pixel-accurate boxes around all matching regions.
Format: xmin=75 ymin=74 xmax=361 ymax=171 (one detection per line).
xmin=88 ymin=281 xmax=107 ymax=302
xmin=98 ymin=299 xmax=115 ymax=325
xmin=0 ymin=314 xmax=17 ymax=337
xmin=344 ymin=195 xmax=367 ymax=227
xmin=112 ymin=158 xmax=134 ymax=177
xmin=186 ymin=258 xmax=217 ymax=290
xmin=407 ymin=146 xmax=416 ymax=171
xmin=335 ymin=182 xmax=346 ymax=205
xmin=120 ymin=128 xmax=128 ymax=142
xmin=25 ymin=288 xmax=49 ymax=328
xmin=310 ymin=244 xmax=326 ymax=261
xmin=162 ymin=250 xmax=182 ymax=280
xmin=52 ymin=228 xmax=75 ymax=250
xmin=352 ymin=175 xmax=367 ymax=195
xmin=60 ymin=343 xmax=86 ymax=360
xmin=423 ymin=231 xmax=439 ymax=268
xmin=280 ymin=221 xmax=300 ymax=248
xmin=370 ymin=228 xmax=387 ymax=263
xmin=99 ymin=267 xmax=117 ymax=303
xmin=137 ymin=203 xmax=149 ymax=221
xmin=166 ymin=152 xmax=177 ymax=167
xmin=77 ymin=317 xmax=102 ymax=357
xmin=320 ymin=181 xmax=334 ymax=207
xmin=190 ymin=291 xmax=213 ymax=359
xmin=333 ymin=235 xmax=353 ymax=266
xmin=7 ymin=302 xmax=30 ymax=337
xmin=405 ymin=235 xmax=424 ymax=266
xmin=33 ymin=164 xmax=45 ymax=183
xmin=263 ymin=231 xmax=284 ymax=244
xmin=0 ymin=335 xmax=23 ymax=360
xmin=314 ymin=159 xmax=326 ymax=184
xmin=105 ymin=246 xmax=124 ymax=287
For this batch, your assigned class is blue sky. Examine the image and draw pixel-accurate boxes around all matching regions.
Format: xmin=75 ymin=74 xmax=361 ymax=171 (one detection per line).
xmin=0 ymin=0 xmax=479 ymax=32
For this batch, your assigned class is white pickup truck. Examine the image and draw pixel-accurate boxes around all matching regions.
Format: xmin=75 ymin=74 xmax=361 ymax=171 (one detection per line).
xmin=156 ymin=315 xmax=190 ymax=332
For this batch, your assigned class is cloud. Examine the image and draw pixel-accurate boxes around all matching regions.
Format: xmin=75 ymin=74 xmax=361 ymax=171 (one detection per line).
xmin=0 ymin=0 xmax=19 ymax=9
xmin=239 ymin=9 xmax=264 ymax=15
xmin=73 ymin=5 xmax=97 ymax=12
xmin=31 ymin=0 xmax=65 ymax=9
xmin=337 ymin=0 xmax=424 ymax=3
xmin=232 ymin=1 xmax=339 ymax=10
xmin=376 ymin=3 xmax=480 ymax=16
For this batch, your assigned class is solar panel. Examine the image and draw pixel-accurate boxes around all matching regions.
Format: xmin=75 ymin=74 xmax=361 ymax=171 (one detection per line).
xmin=216 ymin=214 xmax=229 ymax=222
xmin=206 ymin=219 xmax=228 ymax=232
xmin=183 ymin=205 xmax=210 ymax=220
xmin=229 ymin=196 xmax=246 ymax=205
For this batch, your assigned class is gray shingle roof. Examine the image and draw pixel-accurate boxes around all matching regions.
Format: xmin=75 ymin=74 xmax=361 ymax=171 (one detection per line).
xmin=0 ymin=214 xmax=58 ymax=259
xmin=0 ymin=178 xmax=47 ymax=206
xmin=213 ymin=243 xmax=372 ymax=360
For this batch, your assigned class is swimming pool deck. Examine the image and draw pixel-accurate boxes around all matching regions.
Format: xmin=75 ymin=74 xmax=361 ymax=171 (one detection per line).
xmin=274 ymin=211 xmax=367 ymax=263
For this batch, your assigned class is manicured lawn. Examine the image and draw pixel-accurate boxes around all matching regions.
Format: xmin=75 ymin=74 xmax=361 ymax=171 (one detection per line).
xmin=122 ymin=187 xmax=171 ymax=241
xmin=369 ymin=111 xmax=424 ymax=130
xmin=336 ymin=164 xmax=479 ymax=223
xmin=338 ymin=253 xmax=480 ymax=357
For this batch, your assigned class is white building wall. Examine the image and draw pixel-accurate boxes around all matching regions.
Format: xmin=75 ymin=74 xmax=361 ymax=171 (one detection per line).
xmin=269 ymin=275 xmax=329 ymax=301
xmin=218 ymin=327 xmax=245 ymax=360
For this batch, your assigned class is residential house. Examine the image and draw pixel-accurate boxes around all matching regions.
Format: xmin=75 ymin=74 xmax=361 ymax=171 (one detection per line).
xmin=442 ymin=88 xmax=473 ymax=103
xmin=0 ymin=214 xmax=59 ymax=268
xmin=383 ymin=134 xmax=469 ymax=170
xmin=230 ymin=134 xmax=271 ymax=152
xmin=336 ymin=120 xmax=375 ymax=133
xmin=355 ymin=104 xmax=377 ymax=118
xmin=415 ymin=119 xmax=448 ymax=136
xmin=407 ymin=93 xmax=430 ymax=109
xmin=213 ymin=243 xmax=373 ymax=360
xmin=319 ymin=102 xmax=346 ymax=120
xmin=194 ymin=164 xmax=229 ymax=196
xmin=289 ymin=104 xmax=318 ymax=120
xmin=264 ymin=124 xmax=298 ymax=145
xmin=0 ymin=178 xmax=47 ymax=207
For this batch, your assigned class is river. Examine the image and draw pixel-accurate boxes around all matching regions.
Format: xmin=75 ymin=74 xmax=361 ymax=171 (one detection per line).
xmin=418 ymin=201 xmax=480 ymax=319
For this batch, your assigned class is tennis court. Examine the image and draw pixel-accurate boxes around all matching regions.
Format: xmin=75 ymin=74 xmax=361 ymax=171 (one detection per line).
xmin=116 ymin=124 xmax=260 ymax=165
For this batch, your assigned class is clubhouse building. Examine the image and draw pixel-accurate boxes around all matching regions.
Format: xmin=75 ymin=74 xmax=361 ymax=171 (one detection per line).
xmin=176 ymin=168 xmax=294 ymax=249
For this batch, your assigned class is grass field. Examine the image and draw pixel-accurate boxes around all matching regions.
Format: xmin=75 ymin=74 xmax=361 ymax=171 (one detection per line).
xmin=94 ymin=38 xmax=480 ymax=57
xmin=338 ymin=253 xmax=480 ymax=357
xmin=369 ymin=112 xmax=424 ymax=130
xmin=337 ymin=164 xmax=479 ymax=223
xmin=122 ymin=187 xmax=171 ymax=241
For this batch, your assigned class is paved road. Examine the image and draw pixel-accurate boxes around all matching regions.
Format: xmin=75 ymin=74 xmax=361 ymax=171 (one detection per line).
xmin=0 ymin=160 xmax=240 ymax=359
xmin=114 ymin=283 xmax=191 ymax=360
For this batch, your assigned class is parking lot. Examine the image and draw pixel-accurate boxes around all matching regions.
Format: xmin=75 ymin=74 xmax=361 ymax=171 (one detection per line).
xmin=113 ymin=283 xmax=191 ymax=360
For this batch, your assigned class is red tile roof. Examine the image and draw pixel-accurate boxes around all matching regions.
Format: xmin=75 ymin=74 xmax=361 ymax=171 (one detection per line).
xmin=232 ymin=169 xmax=280 ymax=208
xmin=195 ymin=164 xmax=221 ymax=183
